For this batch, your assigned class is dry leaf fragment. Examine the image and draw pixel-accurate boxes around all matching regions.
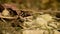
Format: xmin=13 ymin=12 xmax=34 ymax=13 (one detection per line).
xmin=2 ymin=9 xmax=10 ymax=17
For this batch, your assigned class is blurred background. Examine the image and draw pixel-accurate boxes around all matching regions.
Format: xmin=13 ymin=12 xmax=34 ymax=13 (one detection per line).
xmin=0 ymin=0 xmax=60 ymax=10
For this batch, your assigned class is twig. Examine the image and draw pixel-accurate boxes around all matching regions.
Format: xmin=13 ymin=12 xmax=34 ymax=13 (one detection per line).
xmin=0 ymin=16 xmax=18 ymax=19
xmin=1 ymin=18 xmax=7 ymax=23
